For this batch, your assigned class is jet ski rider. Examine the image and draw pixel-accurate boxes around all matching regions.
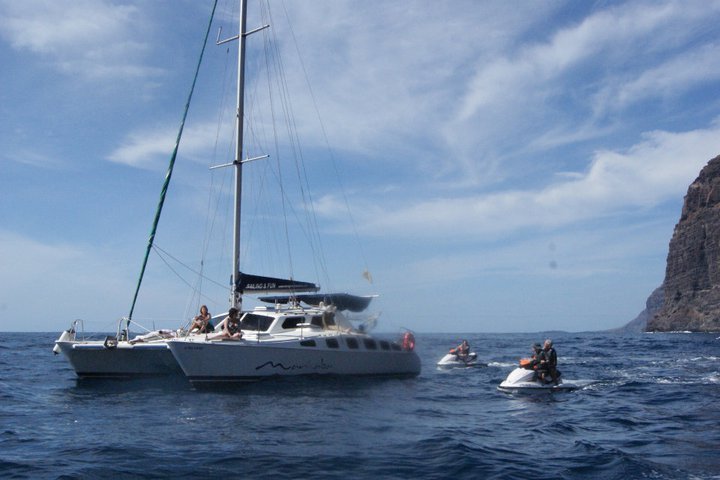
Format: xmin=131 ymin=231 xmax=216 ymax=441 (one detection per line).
xmin=539 ymin=339 xmax=559 ymax=385
xmin=529 ymin=343 xmax=543 ymax=369
xmin=450 ymin=340 xmax=470 ymax=361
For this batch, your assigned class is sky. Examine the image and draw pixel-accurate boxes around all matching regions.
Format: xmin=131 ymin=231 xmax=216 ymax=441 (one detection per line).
xmin=1 ymin=0 xmax=720 ymax=334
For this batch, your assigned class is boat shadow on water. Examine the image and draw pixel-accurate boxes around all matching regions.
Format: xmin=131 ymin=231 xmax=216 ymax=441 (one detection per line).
xmin=187 ymin=372 xmax=420 ymax=395
xmin=68 ymin=371 xmax=420 ymax=398
xmin=72 ymin=374 xmax=193 ymax=394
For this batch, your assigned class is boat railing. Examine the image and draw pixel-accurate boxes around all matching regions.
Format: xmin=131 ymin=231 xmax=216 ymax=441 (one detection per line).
xmin=70 ymin=318 xmax=84 ymax=340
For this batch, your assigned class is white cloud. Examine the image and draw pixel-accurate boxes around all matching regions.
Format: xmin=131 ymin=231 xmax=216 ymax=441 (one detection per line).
xmin=106 ymin=128 xmax=176 ymax=169
xmin=271 ymin=2 xmax=557 ymax=166
xmin=0 ymin=0 xmax=161 ymax=79
xmin=347 ymin=121 xmax=720 ymax=238
xmin=458 ymin=1 xmax=718 ymax=121
xmin=2 ymin=148 xmax=63 ymax=168
xmin=439 ymin=0 xmax=720 ymax=183
xmin=593 ymin=43 xmax=720 ymax=113
xmin=106 ymin=121 xmax=232 ymax=170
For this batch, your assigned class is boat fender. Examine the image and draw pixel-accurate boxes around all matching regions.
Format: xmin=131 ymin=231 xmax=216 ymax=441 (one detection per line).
xmin=402 ymin=332 xmax=415 ymax=351
xmin=103 ymin=336 xmax=118 ymax=350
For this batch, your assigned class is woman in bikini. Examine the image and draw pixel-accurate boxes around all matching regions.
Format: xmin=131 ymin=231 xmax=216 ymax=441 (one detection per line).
xmin=214 ymin=307 xmax=242 ymax=340
xmin=189 ymin=305 xmax=214 ymax=333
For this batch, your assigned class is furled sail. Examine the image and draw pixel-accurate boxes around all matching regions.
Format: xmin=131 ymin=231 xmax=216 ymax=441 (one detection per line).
xmin=237 ymin=272 xmax=319 ymax=294
xmin=258 ymin=293 xmax=374 ymax=312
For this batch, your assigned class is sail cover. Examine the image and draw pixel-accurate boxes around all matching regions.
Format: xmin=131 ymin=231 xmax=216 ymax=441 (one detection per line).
xmin=237 ymin=272 xmax=319 ymax=294
xmin=258 ymin=293 xmax=374 ymax=312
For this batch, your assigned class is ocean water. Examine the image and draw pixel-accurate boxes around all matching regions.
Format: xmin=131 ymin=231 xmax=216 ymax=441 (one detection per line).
xmin=1 ymin=331 xmax=719 ymax=479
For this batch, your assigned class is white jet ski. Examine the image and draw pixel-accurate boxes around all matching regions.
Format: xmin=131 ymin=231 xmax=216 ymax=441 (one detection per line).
xmin=498 ymin=366 xmax=577 ymax=393
xmin=437 ymin=351 xmax=482 ymax=368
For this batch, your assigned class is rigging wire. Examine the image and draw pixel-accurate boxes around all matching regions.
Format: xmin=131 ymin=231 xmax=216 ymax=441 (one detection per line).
xmin=262 ymin=1 xmax=332 ymax=287
xmin=278 ymin=0 xmax=373 ymax=284
xmin=228 ymin=0 xmax=331 ymax=289
xmin=193 ymin=41 xmax=236 ymax=314
xmin=261 ymin=3 xmax=296 ymax=282
xmin=127 ymin=0 xmax=219 ymax=323
xmin=172 ymin=0 xmax=370 ymax=315
xmin=152 ymin=243 xmax=229 ymax=292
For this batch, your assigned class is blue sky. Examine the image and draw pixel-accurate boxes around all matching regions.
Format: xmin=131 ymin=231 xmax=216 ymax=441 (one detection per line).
xmin=1 ymin=0 xmax=720 ymax=333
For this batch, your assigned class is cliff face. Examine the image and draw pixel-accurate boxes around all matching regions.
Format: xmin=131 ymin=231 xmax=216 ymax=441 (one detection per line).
xmin=647 ymin=154 xmax=720 ymax=332
xmin=615 ymin=286 xmax=663 ymax=333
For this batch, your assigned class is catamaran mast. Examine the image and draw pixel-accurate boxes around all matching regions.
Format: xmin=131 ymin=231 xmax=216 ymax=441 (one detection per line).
xmin=231 ymin=0 xmax=248 ymax=309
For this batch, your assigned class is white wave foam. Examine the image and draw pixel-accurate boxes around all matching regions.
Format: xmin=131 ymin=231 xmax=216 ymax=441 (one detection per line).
xmin=488 ymin=361 xmax=515 ymax=368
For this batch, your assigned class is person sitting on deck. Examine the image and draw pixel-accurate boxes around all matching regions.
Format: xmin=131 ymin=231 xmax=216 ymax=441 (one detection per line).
xmin=128 ymin=329 xmax=176 ymax=344
xmin=188 ymin=305 xmax=214 ymax=334
xmin=212 ymin=307 xmax=243 ymax=340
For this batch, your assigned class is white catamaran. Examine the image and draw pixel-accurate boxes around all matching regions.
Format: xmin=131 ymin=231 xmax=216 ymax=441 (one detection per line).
xmin=167 ymin=0 xmax=419 ymax=382
xmin=55 ymin=0 xmax=421 ymax=380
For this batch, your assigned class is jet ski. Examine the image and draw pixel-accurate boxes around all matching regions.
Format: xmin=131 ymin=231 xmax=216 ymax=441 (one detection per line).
xmin=437 ymin=351 xmax=482 ymax=368
xmin=498 ymin=359 xmax=577 ymax=392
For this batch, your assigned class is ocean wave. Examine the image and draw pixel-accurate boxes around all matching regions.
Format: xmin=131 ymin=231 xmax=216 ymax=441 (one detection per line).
xmin=487 ymin=361 xmax=515 ymax=368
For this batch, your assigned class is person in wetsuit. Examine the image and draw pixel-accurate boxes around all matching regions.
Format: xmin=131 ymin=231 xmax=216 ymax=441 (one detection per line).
xmin=540 ymin=339 xmax=558 ymax=385
xmin=528 ymin=343 xmax=543 ymax=370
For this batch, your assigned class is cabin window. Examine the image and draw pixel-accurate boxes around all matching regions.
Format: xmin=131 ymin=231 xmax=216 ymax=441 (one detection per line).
xmin=325 ymin=338 xmax=339 ymax=349
xmin=300 ymin=339 xmax=316 ymax=347
xmin=379 ymin=340 xmax=390 ymax=351
xmin=345 ymin=337 xmax=359 ymax=349
xmin=240 ymin=313 xmax=273 ymax=332
xmin=281 ymin=316 xmax=305 ymax=329
xmin=363 ymin=339 xmax=377 ymax=350
xmin=390 ymin=343 xmax=401 ymax=351
xmin=311 ymin=316 xmax=323 ymax=327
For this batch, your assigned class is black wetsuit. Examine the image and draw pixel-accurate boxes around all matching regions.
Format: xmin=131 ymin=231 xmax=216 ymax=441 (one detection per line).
xmin=545 ymin=347 xmax=557 ymax=367
xmin=542 ymin=347 xmax=558 ymax=383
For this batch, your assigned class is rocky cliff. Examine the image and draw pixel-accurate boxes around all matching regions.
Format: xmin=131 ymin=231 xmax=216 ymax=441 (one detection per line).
xmin=614 ymin=286 xmax=663 ymax=333
xmin=646 ymin=154 xmax=720 ymax=332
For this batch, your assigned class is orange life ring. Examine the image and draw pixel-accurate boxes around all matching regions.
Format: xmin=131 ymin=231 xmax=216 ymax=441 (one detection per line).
xmin=402 ymin=332 xmax=415 ymax=351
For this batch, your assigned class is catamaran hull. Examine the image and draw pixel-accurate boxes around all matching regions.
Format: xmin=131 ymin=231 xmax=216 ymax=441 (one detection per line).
xmin=167 ymin=339 xmax=421 ymax=382
xmin=55 ymin=341 xmax=181 ymax=378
